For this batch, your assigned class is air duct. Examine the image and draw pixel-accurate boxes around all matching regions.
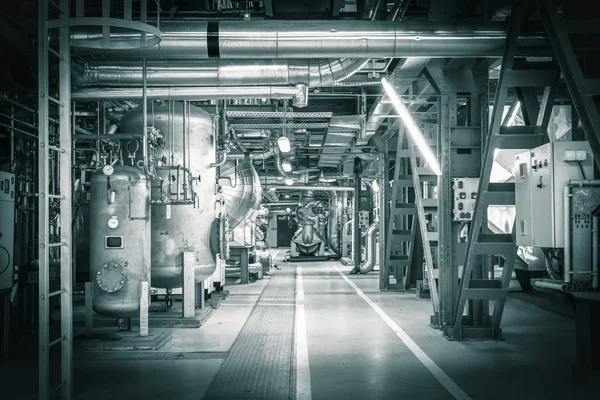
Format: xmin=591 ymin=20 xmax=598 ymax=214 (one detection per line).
xmin=71 ymin=20 xmax=547 ymax=59
xmin=71 ymin=58 xmax=370 ymax=88
xmin=358 ymin=221 xmax=379 ymax=274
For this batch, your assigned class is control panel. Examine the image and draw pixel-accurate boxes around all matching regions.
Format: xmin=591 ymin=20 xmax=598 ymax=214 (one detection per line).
xmin=452 ymin=178 xmax=479 ymax=221
xmin=0 ymin=171 xmax=15 ymax=291
xmin=358 ymin=211 xmax=370 ymax=230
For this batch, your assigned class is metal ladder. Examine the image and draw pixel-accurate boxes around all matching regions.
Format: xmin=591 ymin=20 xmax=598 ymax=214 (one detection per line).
xmin=385 ymin=127 xmax=416 ymax=290
xmin=451 ymin=3 xmax=559 ymax=339
xmin=407 ymin=135 xmax=440 ymax=315
xmin=536 ymin=0 xmax=600 ymax=168
xmin=38 ymin=0 xmax=72 ymax=398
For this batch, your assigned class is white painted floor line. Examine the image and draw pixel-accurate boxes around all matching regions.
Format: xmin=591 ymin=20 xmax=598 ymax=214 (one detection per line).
xmin=295 ymin=266 xmax=312 ymax=400
xmin=333 ymin=265 xmax=472 ymax=400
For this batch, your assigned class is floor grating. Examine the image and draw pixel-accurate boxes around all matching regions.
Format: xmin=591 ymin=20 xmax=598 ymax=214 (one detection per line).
xmin=202 ymin=268 xmax=296 ymax=400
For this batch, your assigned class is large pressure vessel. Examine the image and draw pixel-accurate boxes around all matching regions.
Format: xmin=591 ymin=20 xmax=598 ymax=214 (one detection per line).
xmin=119 ymin=101 xmax=217 ymax=288
xmin=89 ymin=165 xmax=151 ymax=317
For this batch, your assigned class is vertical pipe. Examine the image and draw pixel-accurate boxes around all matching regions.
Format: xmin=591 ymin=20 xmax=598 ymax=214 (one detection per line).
xmin=564 ymin=186 xmax=572 ymax=283
xmin=10 ymin=105 xmax=14 ymax=167
xmin=593 ymin=216 xmax=598 ymax=289
xmin=142 ymin=58 xmax=148 ymax=173
xmin=354 ymin=174 xmax=361 ymax=271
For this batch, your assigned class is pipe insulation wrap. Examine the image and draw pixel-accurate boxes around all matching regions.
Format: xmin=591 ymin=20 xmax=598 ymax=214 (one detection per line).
xmin=359 ymin=221 xmax=379 ymax=274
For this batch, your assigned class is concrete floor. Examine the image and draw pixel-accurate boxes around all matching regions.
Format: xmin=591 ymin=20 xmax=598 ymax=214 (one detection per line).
xmin=1 ymin=254 xmax=598 ymax=399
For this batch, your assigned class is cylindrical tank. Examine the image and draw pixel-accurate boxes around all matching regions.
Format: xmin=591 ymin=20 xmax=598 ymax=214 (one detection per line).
xmin=89 ymin=165 xmax=151 ymax=317
xmin=119 ymin=101 xmax=217 ymax=288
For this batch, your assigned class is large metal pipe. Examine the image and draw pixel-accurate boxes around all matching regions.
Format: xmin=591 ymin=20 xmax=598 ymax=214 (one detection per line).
xmin=273 ymin=185 xmax=355 ymax=191
xmin=359 ymin=221 xmax=379 ymax=274
xmin=71 ymin=85 xmax=304 ymax=101
xmin=72 ymin=58 xmax=369 ymax=88
xmin=228 ymin=146 xmax=275 ymax=160
xmin=71 ymin=20 xmax=547 ymax=59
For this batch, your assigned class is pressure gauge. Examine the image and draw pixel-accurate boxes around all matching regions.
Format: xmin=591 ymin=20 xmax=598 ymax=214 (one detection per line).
xmin=103 ymin=165 xmax=114 ymax=176
xmin=108 ymin=218 xmax=119 ymax=229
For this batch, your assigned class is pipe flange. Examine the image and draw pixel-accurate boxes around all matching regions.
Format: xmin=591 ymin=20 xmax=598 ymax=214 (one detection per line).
xmin=96 ymin=262 xmax=127 ymax=293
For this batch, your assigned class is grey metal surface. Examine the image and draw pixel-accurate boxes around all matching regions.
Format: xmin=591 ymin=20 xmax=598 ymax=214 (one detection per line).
xmin=0 ymin=172 xmax=15 ymax=291
xmin=202 ymin=268 xmax=296 ymax=399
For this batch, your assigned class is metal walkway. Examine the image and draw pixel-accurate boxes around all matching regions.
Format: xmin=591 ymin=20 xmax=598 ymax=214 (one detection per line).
xmin=202 ymin=269 xmax=296 ymax=400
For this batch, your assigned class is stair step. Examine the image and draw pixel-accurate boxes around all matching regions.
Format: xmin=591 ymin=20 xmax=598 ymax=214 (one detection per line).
xmin=503 ymin=69 xmax=559 ymax=88
xmin=415 ymin=167 xmax=437 ymax=178
xmin=421 ymin=198 xmax=438 ymax=209
xmin=493 ymin=132 xmax=544 ymax=150
xmin=462 ymin=288 xmax=506 ymax=301
xmin=481 ymin=191 xmax=515 ymax=206
xmin=392 ymin=229 xmax=413 ymax=240
xmin=393 ymin=204 xmax=417 ymax=214
xmin=426 ymin=232 xmax=438 ymax=242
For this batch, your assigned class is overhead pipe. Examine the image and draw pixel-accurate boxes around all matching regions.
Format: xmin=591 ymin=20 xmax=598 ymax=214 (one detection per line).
xmin=71 ymin=20 xmax=548 ymax=59
xmin=358 ymin=221 xmax=380 ymax=274
xmin=228 ymin=146 xmax=275 ymax=160
xmin=71 ymin=85 xmax=305 ymax=102
xmin=71 ymin=58 xmax=370 ymax=88
xmin=273 ymin=185 xmax=355 ymax=192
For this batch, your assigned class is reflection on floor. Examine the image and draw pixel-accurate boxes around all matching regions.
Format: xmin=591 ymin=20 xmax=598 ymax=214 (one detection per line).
xmin=1 ymin=253 xmax=599 ymax=399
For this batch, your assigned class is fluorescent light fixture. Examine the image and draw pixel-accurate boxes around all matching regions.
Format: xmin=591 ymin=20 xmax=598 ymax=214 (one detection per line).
xmin=507 ymin=102 xmax=520 ymax=127
xmin=269 ymin=187 xmax=276 ymax=191
xmin=277 ymin=136 xmax=291 ymax=153
xmin=285 ymin=178 xmax=294 ymax=185
xmin=372 ymin=179 xmax=380 ymax=193
xmin=381 ymin=77 xmax=442 ymax=176
xmin=282 ymin=161 xmax=292 ymax=172
xmin=286 ymin=207 xmax=292 ymax=213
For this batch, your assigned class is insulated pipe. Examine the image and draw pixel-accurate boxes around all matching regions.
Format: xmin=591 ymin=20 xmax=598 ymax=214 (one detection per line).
xmin=228 ymin=147 xmax=275 ymax=160
xmin=353 ymin=172 xmax=361 ymax=273
xmin=71 ymin=59 xmax=370 ymax=88
xmin=71 ymin=20 xmax=548 ymax=59
xmin=273 ymin=185 xmax=355 ymax=191
xmin=71 ymin=86 xmax=303 ymax=101
xmin=359 ymin=221 xmax=379 ymax=274
xmin=534 ymin=280 xmax=567 ymax=291
xmin=564 ymin=185 xmax=572 ymax=284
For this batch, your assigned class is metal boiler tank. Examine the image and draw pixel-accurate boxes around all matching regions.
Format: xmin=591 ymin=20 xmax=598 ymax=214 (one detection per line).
xmin=119 ymin=101 xmax=217 ymax=288
xmin=89 ymin=166 xmax=151 ymax=317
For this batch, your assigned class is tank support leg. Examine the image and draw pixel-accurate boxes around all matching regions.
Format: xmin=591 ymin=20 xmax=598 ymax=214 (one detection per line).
xmin=140 ymin=281 xmax=149 ymax=336
xmin=182 ymin=252 xmax=196 ymax=318
xmin=196 ymin=281 xmax=205 ymax=310
xmin=241 ymin=248 xmax=250 ymax=285
xmin=84 ymin=282 xmax=93 ymax=337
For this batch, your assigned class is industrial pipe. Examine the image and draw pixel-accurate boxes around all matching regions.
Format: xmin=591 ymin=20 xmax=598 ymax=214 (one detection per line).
xmin=564 ymin=185 xmax=572 ymax=284
xmin=534 ymin=279 xmax=567 ymax=291
xmin=359 ymin=221 xmax=379 ymax=274
xmin=71 ymin=58 xmax=369 ymax=88
xmin=71 ymin=86 xmax=305 ymax=102
xmin=228 ymin=146 xmax=275 ymax=160
xmin=71 ymin=20 xmax=548 ymax=59
xmin=273 ymin=185 xmax=355 ymax=191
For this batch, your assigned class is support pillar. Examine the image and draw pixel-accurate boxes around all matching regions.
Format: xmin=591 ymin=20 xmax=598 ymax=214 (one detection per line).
xmin=240 ymin=248 xmax=249 ymax=284
xmin=353 ymin=169 xmax=362 ymax=273
xmin=196 ymin=281 xmax=205 ymax=310
xmin=182 ymin=252 xmax=195 ymax=318
xmin=140 ymin=281 xmax=149 ymax=337
xmin=84 ymin=282 xmax=93 ymax=337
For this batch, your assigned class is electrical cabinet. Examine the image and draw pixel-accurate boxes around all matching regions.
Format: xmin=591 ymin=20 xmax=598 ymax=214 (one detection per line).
xmin=0 ymin=171 xmax=15 ymax=291
xmin=452 ymin=178 xmax=479 ymax=221
xmin=515 ymin=142 xmax=593 ymax=248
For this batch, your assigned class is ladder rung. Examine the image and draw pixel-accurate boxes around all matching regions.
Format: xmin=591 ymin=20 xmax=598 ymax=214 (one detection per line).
xmin=49 ymin=145 xmax=66 ymax=153
xmin=48 ymin=96 xmax=65 ymax=107
xmin=492 ymin=133 xmax=544 ymax=150
xmin=421 ymin=198 xmax=438 ymax=209
xmin=478 ymin=233 xmax=513 ymax=243
xmin=498 ymin=126 xmax=536 ymax=136
xmin=503 ymin=69 xmax=559 ymax=88
xmin=397 ymin=150 xmax=411 ymax=158
xmin=49 ymin=336 xmax=64 ymax=347
xmin=392 ymin=229 xmax=413 ymax=240
xmin=48 ymin=47 xmax=64 ymax=61
xmin=415 ymin=168 xmax=437 ymax=179
xmin=481 ymin=191 xmax=515 ymax=206
xmin=393 ymin=204 xmax=417 ymax=214
xmin=395 ymin=176 xmax=414 ymax=186
xmin=49 ymin=289 xmax=66 ymax=297
xmin=462 ymin=288 xmax=505 ymax=301
xmin=426 ymin=232 xmax=438 ymax=242
xmin=48 ymin=194 xmax=66 ymax=199
xmin=48 ymin=242 xmax=67 ymax=248
xmin=469 ymin=279 xmax=502 ymax=289
xmin=472 ymin=242 xmax=515 ymax=255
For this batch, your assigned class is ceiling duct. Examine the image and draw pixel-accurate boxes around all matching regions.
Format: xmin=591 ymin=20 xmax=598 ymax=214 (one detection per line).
xmin=319 ymin=115 xmax=364 ymax=169
xmin=71 ymin=20 xmax=547 ymax=59
xmin=219 ymin=160 xmax=263 ymax=228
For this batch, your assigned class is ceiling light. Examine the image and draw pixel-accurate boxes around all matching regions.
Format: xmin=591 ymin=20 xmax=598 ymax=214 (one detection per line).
xmin=381 ymin=77 xmax=442 ymax=176
xmin=285 ymin=178 xmax=294 ymax=185
xmin=372 ymin=179 xmax=380 ymax=193
xmin=277 ymin=136 xmax=291 ymax=153
xmin=269 ymin=187 xmax=276 ymax=191
xmin=282 ymin=161 xmax=292 ymax=172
